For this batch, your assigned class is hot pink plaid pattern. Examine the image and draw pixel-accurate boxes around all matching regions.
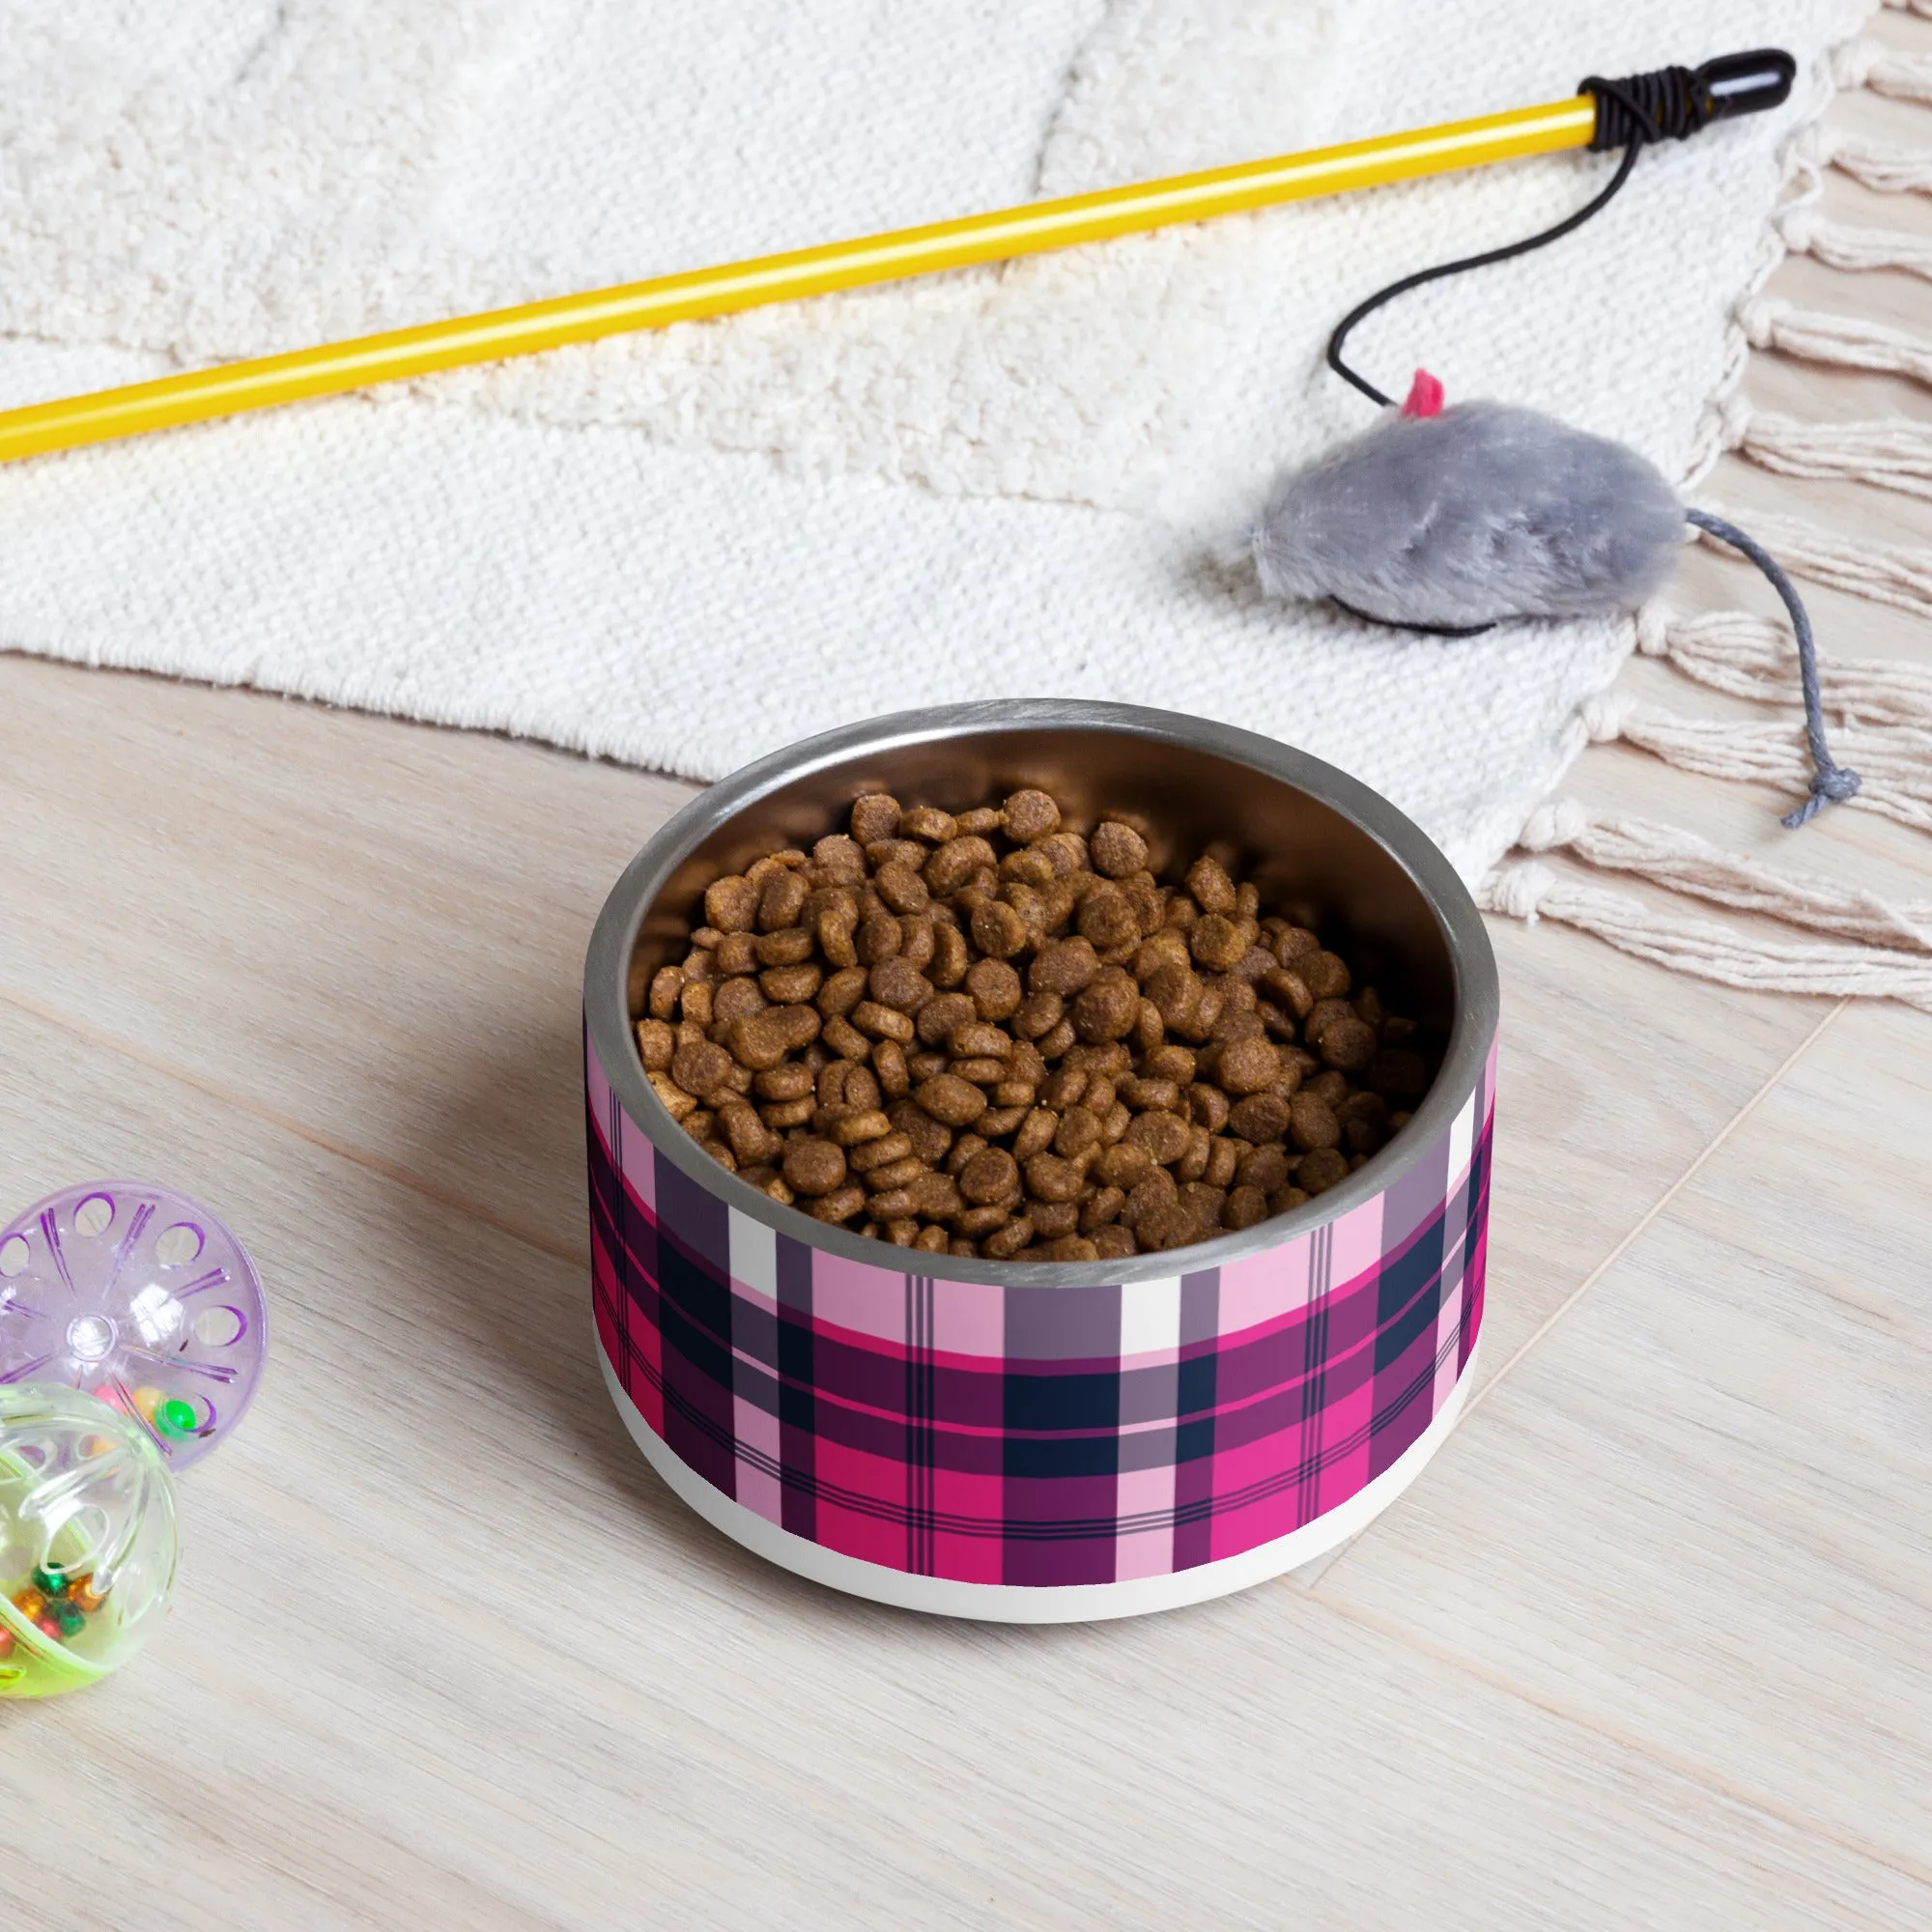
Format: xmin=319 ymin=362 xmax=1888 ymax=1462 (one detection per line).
xmin=588 ymin=1024 xmax=1492 ymax=1586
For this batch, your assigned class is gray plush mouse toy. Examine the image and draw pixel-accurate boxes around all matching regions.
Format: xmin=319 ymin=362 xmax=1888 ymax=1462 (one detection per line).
xmin=1254 ymin=374 xmax=1683 ymax=634
xmin=1250 ymin=51 xmax=1860 ymax=829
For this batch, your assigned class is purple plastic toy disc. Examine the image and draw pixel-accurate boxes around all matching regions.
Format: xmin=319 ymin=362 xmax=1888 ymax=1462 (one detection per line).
xmin=0 ymin=1181 xmax=267 ymax=1471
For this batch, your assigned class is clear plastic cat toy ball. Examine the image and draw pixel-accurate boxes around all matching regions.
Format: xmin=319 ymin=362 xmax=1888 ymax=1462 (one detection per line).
xmin=0 ymin=1383 xmax=180 ymax=1697
xmin=0 ymin=1179 xmax=269 ymax=1697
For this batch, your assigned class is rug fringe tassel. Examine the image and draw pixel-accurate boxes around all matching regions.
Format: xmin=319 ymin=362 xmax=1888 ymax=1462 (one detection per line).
xmin=1778 ymin=206 xmax=1932 ymax=281
xmin=1578 ymin=692 xmax=1932 ymax=833
xmin=1480 ymin=861 xmax=1932 ymax=1009
xmin=1835 ymin=36 xmax=1932 ymax=104
xmin=1694 ymin=506 xmax=1932 ymax=619
xmin=1821 ymin=129 xmax=1932 ymax=194
xmin=1636 ymin=606 xmax=1932 ymax=730
xmin=1723 ymin=398 xmax=1932 ymax=498
xmin=1516 ymin=799 xmax=1932 ymax=951
xmin=1742 ymin=297 xmax=1932 ymax=386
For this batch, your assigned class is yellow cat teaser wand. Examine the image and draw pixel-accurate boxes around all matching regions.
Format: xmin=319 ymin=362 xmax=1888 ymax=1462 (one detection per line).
xmin=0 ymin=53 xmax=1791 ymax=466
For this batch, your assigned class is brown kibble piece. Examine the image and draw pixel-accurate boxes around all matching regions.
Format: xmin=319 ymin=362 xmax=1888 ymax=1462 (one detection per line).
xmin=1089 ymin=820 xmax=1149 ymax=878
xmin=1236 ymin=1145 xmax=1292 ymax=1195
xmin=1319 ymin=1017 xmax=1378 ymax=1072
xmin=1216 ymin=1037 xmax=1280 ymax=1096
xmin=915 ymin=1074 xmax=988 ymax=1127
xmin=672 ymin=1038 xmax=735 ymax=1099
xmin=810 ymin=1185 xmax=866 ymax=1225
xmin=1289 ymin=1092 xmax=1342 ymax=1152
xmin=1308 ymin=1068 xmax=1350 ymax=1108
xmin=811 ymin=834 xmax=867 ymax=882
xmin=730 ymin=1008 xmax=813 ymax=1071
xmin=1036 ymin=1235 xmax=1095 ymax=1263
xmin=1030 ymin=937 xmax=1099 ymax=997
xmin=964 ymin=957 xmax=1023 ymax=1021
xmin=1053 ymin=1106 xmax=1103 ymax=1159
xmin=1204 ymin=1136 xmax=1239 ymax=1190
xmin=1303 ymin=951 xmax=1352 ymax=999
xmin=917 ymin=991 xmax=978 ymax=1046
xmin=1012 ymin=990 xmax=1065 ymax=1040
xmin=758 ymin=869 xmax=810 ymax=932
xmin=874 ymin=863 xmax=929 ymax=915
xmin=1094 ymin=1142 xmax=1152 ymax=1190
xmin=635 ymin=1018 xmax=675 ymax=1071
xmin=950 ymin=1057 xmax=1009 ymax=1087
xmin=848 ymin=794 xmax=902 ymax=844
xmin=1369 ymin=1048 xmax=1430 ymax=1099
xmin=716 ymin=932 xmax=760 ymax=978
xmin=1227 ymin=1092 xmax=1292 ymax=1144
xmin=1024 ymin=1153 xmax=1085 ymax=1203
xmin=647 ymin=966 xmax=685 ymax=1021
xmin=1302 ymin=996 xmax=1354 ymax=1044
xmin=1189 ymin=915 xmax=1247 ymax=973
xmin=970 ymin=899 xmax=1029 ymax=959
xmin=851 ymin=1001 xmax=916 ymax=1044
xmin=1077 ymin=887 xmax=1141 ymax=952
xmin=855 ymin=912 xmax=903 ymax=965
xmin=713 ymin=977 xmax=766 ymax=1026
xmin=1080 ymin=1186 xmax=1126 ymax=1233
xmin=648 ymin=1072 xmax=697 ymax=1122
xmin=827 ymin=1110 xmax=894 ymax=1148
xmin=954 ymin=1205 xmax=1012 ymax=1239
xmin=1186 ymin=1082 xmax=1230 ymax=1133
xmin=1298 ymin=1147 xmax=1350 ymax=1196
xmin=817 ymin=966 xmax=868 ymax=1017
xmin=1002 ymin=789 xmax=1061 ymax=842
xmin=1125 ymin=1112 xmax=1191 ymax=1165
xmin=948 ymin=1020 xmax=1011 ymax=1060
xmin=981 ymin=1218 xmax=1035 ymax=1260
xmin=929 ymin=922 xmax=970 ymax=987
xmin=871 ymin=1037 xmax=911 ymax=1098
xmin=1093 ymin=1224 xmax=1138 ymax=1260
xmin=851 ymin=1131 xmax=915 ymax=1174
xmin=782 ymin=1138 xmax=848 ymax=1198
xmin=924 ymin=835 xmax=997 ymax=895
xmin=886 ymin=805 xmax=948 ymax=842
xmin=868 ymin=958 xmax=933 ymax=1012
xmin=1013 ymin=1108 xmax=1060 ymax=1160
xmin=1222 ymin=1184 xmax=1270 ymax=1231
xmin=1261 ymin=966 xmax=1315 ymax=1018
xmin=1184 ymin=856 xmax=1237 ymax=916
xmin=1137 ymin=1204 xmax=1199 ymax=1252
xmin=760 ymin=963 xmax=822 ymax=1005
xmin=719 ymin=1101 xmax=781 ymax=1166
xmin=1071 ymin=969 xmax=1140 ymax=1041
xmin=958 ymin=1147 xmax=1020 ymax=1205
xmin=704 ymin=875 xmax=759 ymax=933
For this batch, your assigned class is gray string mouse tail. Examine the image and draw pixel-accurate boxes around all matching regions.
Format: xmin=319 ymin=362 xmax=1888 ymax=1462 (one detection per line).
xmin=1682 ymin=508 xmax=1861 ymax=829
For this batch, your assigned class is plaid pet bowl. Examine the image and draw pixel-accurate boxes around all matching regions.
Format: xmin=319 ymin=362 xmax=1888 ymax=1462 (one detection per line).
xmin=584 ymin=702 xmax=1497 ymax=1621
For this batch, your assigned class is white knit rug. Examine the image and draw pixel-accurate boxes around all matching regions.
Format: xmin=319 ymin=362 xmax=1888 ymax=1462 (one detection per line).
xmin=0 ymin=0 xmax=1869 ymax=884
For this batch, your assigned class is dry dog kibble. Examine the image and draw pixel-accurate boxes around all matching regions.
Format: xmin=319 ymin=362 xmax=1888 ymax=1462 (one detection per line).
xmin=638 ymin=783 xmax=1441 ymax=1259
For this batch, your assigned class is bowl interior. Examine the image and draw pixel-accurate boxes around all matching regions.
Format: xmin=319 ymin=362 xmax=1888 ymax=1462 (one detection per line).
xmin=627 ymin=724 xmax=1456 ymax=1036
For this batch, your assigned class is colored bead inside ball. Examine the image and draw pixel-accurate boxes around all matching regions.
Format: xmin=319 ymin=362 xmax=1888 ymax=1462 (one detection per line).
xmin=0 ymin=1384 xmax=180 ymax=1699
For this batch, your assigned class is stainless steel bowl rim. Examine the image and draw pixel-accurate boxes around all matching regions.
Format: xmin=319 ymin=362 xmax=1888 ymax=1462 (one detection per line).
xmin=585 ymin=699 xmax=1499 ymax=1288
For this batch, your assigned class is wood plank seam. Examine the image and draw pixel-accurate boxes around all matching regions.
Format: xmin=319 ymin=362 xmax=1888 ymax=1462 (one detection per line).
xmin=0 ymin=983 xmax=589 ymax=1272
xmin=1312 ymin=1587 xmax=1932 ymax=1893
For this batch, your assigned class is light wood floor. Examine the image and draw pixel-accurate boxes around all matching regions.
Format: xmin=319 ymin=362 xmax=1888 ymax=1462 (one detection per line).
xmin=4 ymin=24 xmax=1929 ymax=1930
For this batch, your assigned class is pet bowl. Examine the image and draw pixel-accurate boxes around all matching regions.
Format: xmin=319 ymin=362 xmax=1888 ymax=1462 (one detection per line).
xmin=583 ymin=701 xmax=1497 ymax=1621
